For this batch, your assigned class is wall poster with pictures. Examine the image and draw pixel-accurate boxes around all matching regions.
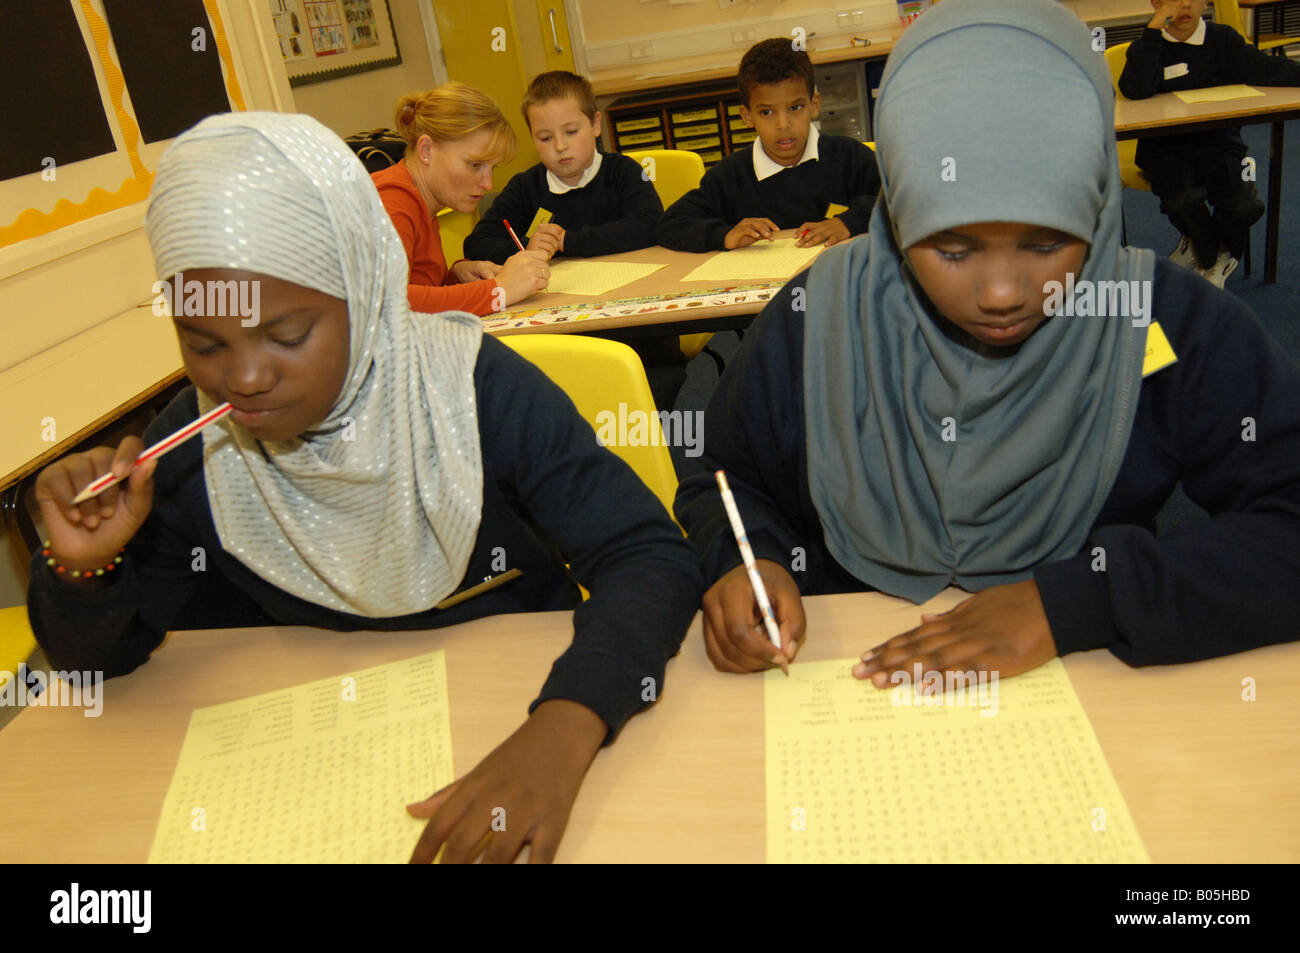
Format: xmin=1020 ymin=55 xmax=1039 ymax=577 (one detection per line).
xmin=272 ymin=0 xmax=400 ymax=86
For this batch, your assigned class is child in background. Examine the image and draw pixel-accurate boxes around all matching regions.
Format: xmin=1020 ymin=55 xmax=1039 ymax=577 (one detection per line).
xmin=30 ymin=113 xmax=703 ymax=863
xmin=464 ymin=71 xmax=663 ymax=264
xmin=1119 ymin=0 xmax=1300 ymax=286
xmin=675 ymin=0 xmax=1300 ymax=681
xmin=467 ymin=72 xmax=683 ymax=409
xmin=373 ymin=83 xmax=550 ymax=314
xmin=656 ymin=37 xmax=880 ymax=252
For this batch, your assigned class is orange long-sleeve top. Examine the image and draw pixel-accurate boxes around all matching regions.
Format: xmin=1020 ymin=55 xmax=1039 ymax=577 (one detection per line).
xmin=371 ymin=161 xmax=499 ymax=315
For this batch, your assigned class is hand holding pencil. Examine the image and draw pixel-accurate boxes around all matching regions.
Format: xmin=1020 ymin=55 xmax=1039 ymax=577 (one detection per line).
xmin=494 ymin=221 xmax=550 ymax=307
xmin=702 ymin=471 xmax=807 ymax=674
xmin=34 ymin=401 xmax=231 ymax=578
xmin=34 ymin=435 xmax=160 ymax=576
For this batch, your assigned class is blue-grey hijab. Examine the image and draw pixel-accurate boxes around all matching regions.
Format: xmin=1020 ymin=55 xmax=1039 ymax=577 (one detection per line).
xmin=803 ymin=0 xmax=1154 ymax=602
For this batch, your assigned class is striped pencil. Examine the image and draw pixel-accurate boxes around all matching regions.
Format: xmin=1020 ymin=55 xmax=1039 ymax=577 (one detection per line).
xmin=72 ymin=402 xmax=233 ymax=504
xmin=502 ymin=218 xmax=526 ymax=252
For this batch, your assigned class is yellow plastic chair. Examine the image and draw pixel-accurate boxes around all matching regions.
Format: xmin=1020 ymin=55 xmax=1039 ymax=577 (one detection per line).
xmin=436 ymin=207 xmax=475 ymax=265
xmin=1216 ymin=0 xmax=1298 ymax=52
xmin=501 ymin=334 xmax=680 ymax=519
xmin=1103 ymin=43 xmax=1151 ymax=196
xmin=623 ymin=149 xmax=720 ymax=372
xmin=863 ymin=140 xmax=876 ymax=150
xmin=623 ymin=148 xmax=705 ymax=206
xmin=1 ymin=606 xmax=37 ymax=684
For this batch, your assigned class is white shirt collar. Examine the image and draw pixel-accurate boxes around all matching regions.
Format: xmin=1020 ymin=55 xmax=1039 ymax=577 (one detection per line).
xmin=752 ymin=124 xmax=820 ymax=182
xmin=547 ymin=151 xmax=602 ymax=193
xmin=1162 ymin=16 xmax=1206 ymax=45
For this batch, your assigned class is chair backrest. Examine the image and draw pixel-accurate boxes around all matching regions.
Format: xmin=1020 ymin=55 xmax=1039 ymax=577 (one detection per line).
xmin=500 ymin=334 xmax=680 ymax=517
xmin=0 ymin=606 xmax=36 ymax=680
xmin=863 ymin=141 xmax=876 ymax=151
xmin=436 ymin=207 xmax=474 ymax=264
xmin=622 ymin=149 xmax=706 ymax=207
xmin=1103 ymin=41 xmax=1130 ymax=93
xmin=1212 ymin=0 xmax=1248 ymax=38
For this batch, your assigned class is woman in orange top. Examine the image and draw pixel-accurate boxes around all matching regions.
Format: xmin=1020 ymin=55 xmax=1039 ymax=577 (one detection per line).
xmin=373 ymin=83 xmax=550 ymax=315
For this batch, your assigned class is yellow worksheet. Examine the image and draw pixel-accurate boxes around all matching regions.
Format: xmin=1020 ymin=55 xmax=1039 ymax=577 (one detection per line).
xmin=682 ymin=237 xmax=822 ymax=282
xmin=765 ymin=658 xmax=1149 ymax=863
xmin=148 ymin=651 xmax=453 ymax=863
xmin=1174 ymin=84 xmax=1263 ymax=104
xmin=544 ymin=260 xmax=666 ymax=295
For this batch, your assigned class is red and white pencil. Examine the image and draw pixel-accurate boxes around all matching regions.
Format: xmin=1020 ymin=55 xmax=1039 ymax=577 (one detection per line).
xmin=72 ymin=402 xmax=233 ymax=504
xmin=502 ymin=218 xmax=526 ymax=252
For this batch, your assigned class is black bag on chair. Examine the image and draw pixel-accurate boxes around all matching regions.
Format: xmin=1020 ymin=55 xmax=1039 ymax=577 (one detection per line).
xmin=343 ymin=128 xmax=407 ymax=173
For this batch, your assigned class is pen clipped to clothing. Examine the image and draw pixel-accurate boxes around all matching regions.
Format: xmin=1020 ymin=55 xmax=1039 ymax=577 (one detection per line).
xmin=715 ymin=470 xmax=790 ymax=675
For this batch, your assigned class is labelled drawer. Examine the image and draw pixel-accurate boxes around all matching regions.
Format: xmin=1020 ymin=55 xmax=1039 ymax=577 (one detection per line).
xmin=670 ymin=106 xmax=718 ymax=123
xmin=618 ymin=129 xmax=666 ymax=146
xmin=672 ymin=122 xmax=720 ymax=138
xmin=675 ymin=135 xmax=721 ymax=151
xmin=614 ymin=115 xmax=663 ymax=133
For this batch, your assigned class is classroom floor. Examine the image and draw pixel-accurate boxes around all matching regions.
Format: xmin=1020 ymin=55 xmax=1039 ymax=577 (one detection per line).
xmin=671 ymin=119 xmax=1300 ymax=537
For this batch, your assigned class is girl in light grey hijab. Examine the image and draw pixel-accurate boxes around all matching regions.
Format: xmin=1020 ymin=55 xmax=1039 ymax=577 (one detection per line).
xmin=676 ymin=0 xmax=1300 ymax=683
xmin=31 ymin=112 xmax=703 ymax=863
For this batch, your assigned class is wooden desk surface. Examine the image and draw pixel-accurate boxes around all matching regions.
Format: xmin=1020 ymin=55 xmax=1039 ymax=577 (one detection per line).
xmin=2 ymin=589 xmax=1295 ymax=863
xmin=0 ymin=305 xmax=183 ymax=492
xmin=1114 ymin=84 xmax=1300 ymax=136
xmin=488 ymin=231 xmax=825 ymax=337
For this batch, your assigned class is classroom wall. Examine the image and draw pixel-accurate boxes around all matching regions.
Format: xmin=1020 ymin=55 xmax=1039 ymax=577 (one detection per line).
xmin=572 ymin=0 xmax=898 ymax=71
xmin=290 ymin=0 xmax=441 ymax=138
xmin=0 ymin=0 xmax=296 ymax=613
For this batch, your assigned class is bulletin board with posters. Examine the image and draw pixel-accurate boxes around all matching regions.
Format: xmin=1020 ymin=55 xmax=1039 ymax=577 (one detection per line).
xmin=0 ymin=0 xmax=246 ymax=251
xmin=271 ymin=0 xmax=401 ymax=87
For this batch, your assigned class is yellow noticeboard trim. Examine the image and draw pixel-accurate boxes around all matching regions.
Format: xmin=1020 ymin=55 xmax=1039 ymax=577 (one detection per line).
xmin=1142 ymin=321 xmax=1177 ymax=378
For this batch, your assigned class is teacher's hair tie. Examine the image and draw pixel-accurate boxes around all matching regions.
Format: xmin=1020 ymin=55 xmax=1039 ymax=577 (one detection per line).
xmin=42 ymin=540 xmax=125 ymax=579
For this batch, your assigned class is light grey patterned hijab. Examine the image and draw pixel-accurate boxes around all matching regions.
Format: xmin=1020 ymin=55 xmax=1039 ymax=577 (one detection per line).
xmin=803 ymin=0 xmax=1153 ymax=602
xmin=146 ymin=112 xmax=484 ymax=617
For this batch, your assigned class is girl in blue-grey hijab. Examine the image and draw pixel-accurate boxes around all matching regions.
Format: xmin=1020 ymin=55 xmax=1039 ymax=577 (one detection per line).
xmin=675 ymin=0 xmax=1300 ymax=681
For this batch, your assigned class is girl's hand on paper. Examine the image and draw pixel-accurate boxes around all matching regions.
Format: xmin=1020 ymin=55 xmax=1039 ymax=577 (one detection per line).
xmin=527 ymin=223 xmax=565 ymax=259
xmin=725 ymin=217 xmax=780 ymax=249
xmin=451 ymin=259 xmax=501 ymax=283
xmin=34 ymin=438 xmax=157 ymax=576
xmin=406 ymin=699 xmax=604 ymax=864
xmin=701 ymin=559 xmax=806 ymax=673
xmin=795 ymin=217 xmax=850 ymax=248
xmin=496 ymin=250 xmax=551 ymax=306
xmin=853 ymin=579 xmax=1057 ymax=687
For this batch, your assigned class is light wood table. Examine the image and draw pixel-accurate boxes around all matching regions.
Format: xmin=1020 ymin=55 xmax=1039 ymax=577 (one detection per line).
xmin=2 ymin=589 xmax=1295 ymax=863
xmin=488 ymin=230 xmax=826 ymax=340
xmin=1114 ymin=85 xmax=1300 ymax=283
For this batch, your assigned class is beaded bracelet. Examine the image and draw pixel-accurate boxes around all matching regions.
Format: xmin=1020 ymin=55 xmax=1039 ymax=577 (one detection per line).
xmin=42 ymin=539 xmax=125 ymax=579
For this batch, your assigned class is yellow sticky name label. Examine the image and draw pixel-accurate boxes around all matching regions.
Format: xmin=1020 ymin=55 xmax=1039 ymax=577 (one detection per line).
xmin=1142 ymin=321 xmax=1177 ymax=378
xmin=526 ymin=207 xmax=554 ymax=238
xmin=825 ymin=202 xmax=849 ymax=218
